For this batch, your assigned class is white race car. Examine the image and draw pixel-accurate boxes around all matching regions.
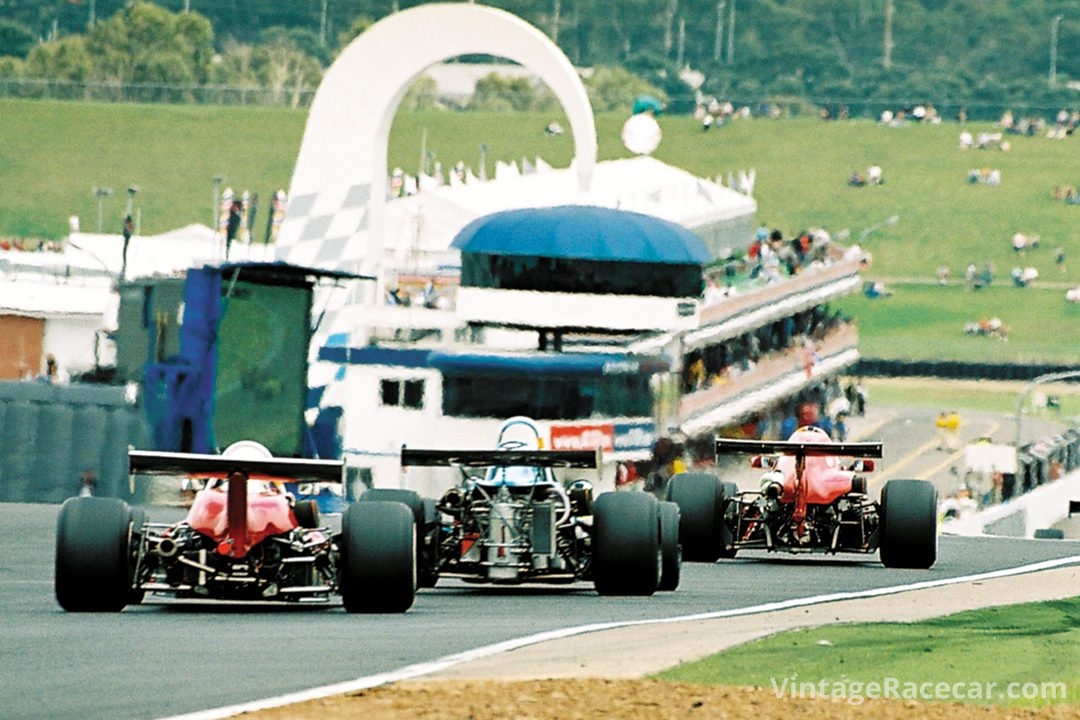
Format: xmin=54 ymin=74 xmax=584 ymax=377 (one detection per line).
xmin=373 ymin=417 xmax=681 ymax=596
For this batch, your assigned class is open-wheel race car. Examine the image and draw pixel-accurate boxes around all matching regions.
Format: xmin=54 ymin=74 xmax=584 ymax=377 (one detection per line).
xmin=54 ymin=441 xmax=417 ymax=613
xmin=666 ymin=426 xmax=938 ymax=568
xmin=375 ymin=416 xmax=681 ymax=596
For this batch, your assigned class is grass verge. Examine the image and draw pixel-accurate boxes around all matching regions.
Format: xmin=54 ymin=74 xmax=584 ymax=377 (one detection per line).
xmin=656 ymin=597 xmax=1080 ymax=707
xmin=859 ymin=377 xmax=1080 ymax=420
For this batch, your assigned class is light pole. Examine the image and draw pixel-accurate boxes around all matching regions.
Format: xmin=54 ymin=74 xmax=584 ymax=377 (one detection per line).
xmin=1050 ymin=15 xmax=1064 ymax=85
xmin=92 ymin=185 xmax=112 ymax=233
xmin=125 ymin=185 xmax=138 ymax=214
xmin=125 ymin=185 xmax=139 ymax=230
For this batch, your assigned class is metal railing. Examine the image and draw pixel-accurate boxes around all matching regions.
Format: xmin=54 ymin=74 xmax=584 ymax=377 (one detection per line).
xmin=0 ymin=77 xmax=317 ymax=108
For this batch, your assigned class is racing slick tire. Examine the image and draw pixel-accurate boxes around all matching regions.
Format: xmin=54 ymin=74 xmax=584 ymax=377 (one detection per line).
xmin=666 ymin=472 xmax=727 ymax=562
xmin=592 ymin=492 xmax=661 ymax=596
xmin=55 ymin=497 xmax=135 ymax=612
xmin=658 ymin=501 xmax=681 ymax=591
xmin=879 ymin=479 xmax=938 ymax=569
xmin=360 ymin=489 xmax=439 ymax=588
xmin=340 ymin=501 xmax=416 ymax=613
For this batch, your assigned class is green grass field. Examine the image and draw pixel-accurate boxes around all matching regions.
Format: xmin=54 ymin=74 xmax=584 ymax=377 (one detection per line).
xmin=839 ymin=283 xmax=1080 ymax=365
xmin=656 ymin=598 xmax=1080 ymax=707
xmin=2 ymin=99 xmax=1077 ymax=364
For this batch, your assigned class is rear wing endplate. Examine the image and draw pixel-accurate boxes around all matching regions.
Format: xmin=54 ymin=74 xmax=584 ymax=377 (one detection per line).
xmin=400 ymin=447 xmax=600 ymax=469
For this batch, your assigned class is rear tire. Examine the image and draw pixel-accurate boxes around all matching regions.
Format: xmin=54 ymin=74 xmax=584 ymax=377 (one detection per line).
xmin=339 ymin=501 xmax=416 ymax=613
xmin=360 ymin=488 xmax=438 ymax=588
xmin=666 ymin=473 xmax=726 ymax=562
xmin=55 ymin=497 xmax=134 ymax=612
xmin=879 ymin=479 xmax=938 ymax=569
xmin=658 ymin=501 xmax=681 ymax=591
xmin=593 ymin=492 xmax=660 ymax=596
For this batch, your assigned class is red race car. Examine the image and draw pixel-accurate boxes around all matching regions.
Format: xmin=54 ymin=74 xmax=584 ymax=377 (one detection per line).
xmin=55 ymin=441 xmax=417 ymax=613
xmin=666 ymin=426 xmax=938 ymax=568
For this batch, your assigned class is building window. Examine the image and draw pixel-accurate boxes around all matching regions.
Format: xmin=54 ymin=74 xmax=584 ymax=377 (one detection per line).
xmin=402 ymin=379 xmax=424 ymax=409
xmin=380 ymin=378 xmax=424 ymax=409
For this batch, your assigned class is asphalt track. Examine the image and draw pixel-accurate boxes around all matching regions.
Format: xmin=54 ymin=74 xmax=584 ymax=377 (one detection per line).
xmin=2 ymin=501 xmax=1078 ymax=720
xmin=4 ymin=401 xmax=1077 ymax=719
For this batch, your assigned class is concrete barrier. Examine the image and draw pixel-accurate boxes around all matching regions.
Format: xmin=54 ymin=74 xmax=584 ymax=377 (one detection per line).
xmin=944 ymin=470 xmax=1080 ymax=539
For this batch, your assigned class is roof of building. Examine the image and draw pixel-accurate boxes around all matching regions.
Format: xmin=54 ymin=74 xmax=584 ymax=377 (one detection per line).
xmin=451 ymin=205 xmax=712 ymax=264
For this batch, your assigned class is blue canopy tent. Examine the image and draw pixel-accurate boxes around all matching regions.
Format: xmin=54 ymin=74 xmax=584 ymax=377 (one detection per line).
xmin=451 ymin=205 xmax=711 ymax=265
xmin=452 ymin=205 xmax=712 ymax=300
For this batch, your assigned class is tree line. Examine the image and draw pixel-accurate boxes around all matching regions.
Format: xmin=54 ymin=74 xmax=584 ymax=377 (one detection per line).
xmin=0 ymin=0 xmax=1075 ymax=116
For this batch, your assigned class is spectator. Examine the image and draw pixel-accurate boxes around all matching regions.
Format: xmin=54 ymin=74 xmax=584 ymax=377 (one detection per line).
xmin=833 ymin=411 xmax=848 ymax=441
xmin=79 ymin=470 xmax=97 ymax=498
xmin=37 ymin=353 xmax=66 ymax=384
xmin=226 ymin=199 xmax=242 ymax=258
xmin=121 ymin=214 xmax=134 ymax=279
xmin=943 ymin=410 xmax=962 ymax=450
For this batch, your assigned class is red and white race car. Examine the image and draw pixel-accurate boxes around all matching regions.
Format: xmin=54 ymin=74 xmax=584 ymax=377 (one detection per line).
xmin=666 ymin=426 xmax=938 ymax=568
xmin=55 ymin=441 xmax=417 ymax=613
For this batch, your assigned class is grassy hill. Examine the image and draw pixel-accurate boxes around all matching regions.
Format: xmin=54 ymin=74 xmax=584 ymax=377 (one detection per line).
xmin=2 ymin=98 xmax=1078 ymax=363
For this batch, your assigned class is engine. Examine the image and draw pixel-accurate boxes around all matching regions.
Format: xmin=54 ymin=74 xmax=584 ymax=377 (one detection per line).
xmin=135 ymin=521 xmax=335 ymax=601
xmin=736 ymin=492 xmax=877 ymax=553
xmin=438 ymin=480 xmax=581 ymax=582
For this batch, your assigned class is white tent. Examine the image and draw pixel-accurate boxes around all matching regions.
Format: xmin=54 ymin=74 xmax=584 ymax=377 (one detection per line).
xmin=0 ymin=224 xmax=273 ymax=378
xmin=64 ymin=223 xmax=273 ymax=280
xmin=381 ymin=155 xmax=757 ymax=272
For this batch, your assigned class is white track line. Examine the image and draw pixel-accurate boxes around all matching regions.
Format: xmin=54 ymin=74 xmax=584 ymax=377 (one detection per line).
xmin=160 ymin=554 xmax=1080 ymax=720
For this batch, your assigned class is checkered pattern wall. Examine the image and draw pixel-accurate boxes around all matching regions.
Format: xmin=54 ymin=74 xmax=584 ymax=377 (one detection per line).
xmin=275 ymin=183 xmax=371 ymax=271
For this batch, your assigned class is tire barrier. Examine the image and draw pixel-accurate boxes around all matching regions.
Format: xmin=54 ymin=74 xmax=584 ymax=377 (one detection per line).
xmin=1017 ymin=428 xmax=1080 ymax=497
xmin=856 ymin=359 xmax=1080 ymax=383
xmin=0 ymin=382 xmax=149 ymax=503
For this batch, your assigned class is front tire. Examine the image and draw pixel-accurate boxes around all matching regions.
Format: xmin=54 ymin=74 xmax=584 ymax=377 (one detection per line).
xmin=592 ymin=492 xmax=660 ymax=596
xmin=55 ymin=497 xmax=134 ymax=612
xmin=658 ymin=501 xmax=681 ymax=591
xmin=879 ymin=479 xmax=938 ymax=569
xmin=339 ymin=501 xmax=416 ymax=613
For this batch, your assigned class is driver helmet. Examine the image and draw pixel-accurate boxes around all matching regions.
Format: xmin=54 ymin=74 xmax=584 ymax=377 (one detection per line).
xmin=222 ymin=440 xmax=274 ymax=459
xmin=214 ymin=440 xmax=285 ymax=494
xmin=484 ymin=416 xmax=553 ymax=487
xmin=495 ymin=416 xmax=544 ymax=451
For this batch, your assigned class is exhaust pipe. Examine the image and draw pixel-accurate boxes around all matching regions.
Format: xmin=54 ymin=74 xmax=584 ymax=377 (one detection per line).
xmin=156 ymin=537 xmax=179 ymax=558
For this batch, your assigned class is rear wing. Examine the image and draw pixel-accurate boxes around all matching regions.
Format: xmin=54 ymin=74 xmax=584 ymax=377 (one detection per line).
xmin=129 ymin=449 xmax=345 ymax=483
xmin=400 ymin=447 xmax=600 ymax=469
xmin=716 ymin=438 xmax=883 ymax=459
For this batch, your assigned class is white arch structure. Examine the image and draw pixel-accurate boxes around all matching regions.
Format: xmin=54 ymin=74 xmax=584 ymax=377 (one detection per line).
xmin=276 ymin=3 xmax=597 ymax=274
